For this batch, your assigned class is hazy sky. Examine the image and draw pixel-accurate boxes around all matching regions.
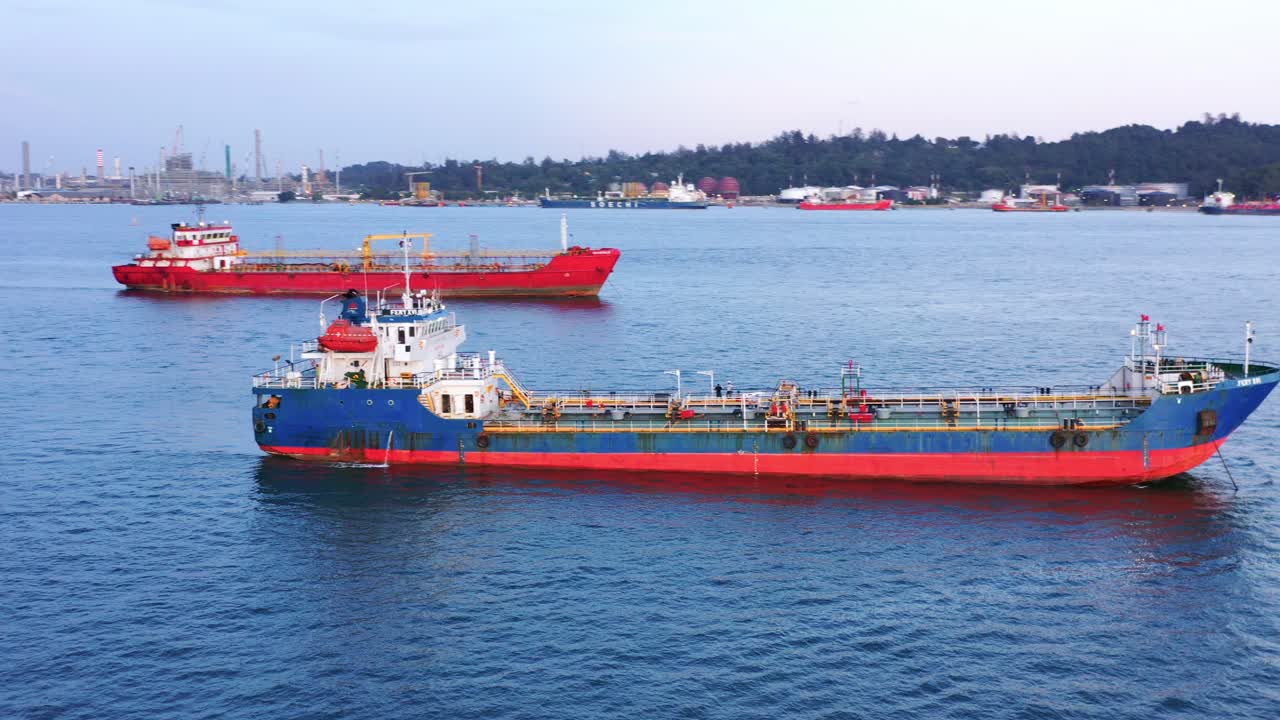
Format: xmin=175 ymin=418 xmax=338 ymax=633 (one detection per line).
xmin=4 ymin=0 xmax=1279 ymax=175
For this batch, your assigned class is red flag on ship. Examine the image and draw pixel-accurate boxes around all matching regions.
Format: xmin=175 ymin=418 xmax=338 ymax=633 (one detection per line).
xmin=1157 ymin=324 xmax=1164 ymax=331
xmin=1141 ymin=314 xmax=1150 ymax=321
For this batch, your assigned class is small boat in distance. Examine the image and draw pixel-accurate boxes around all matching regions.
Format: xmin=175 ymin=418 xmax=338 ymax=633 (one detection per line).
xmin=112 ymin=212 xmax=620 ymax=297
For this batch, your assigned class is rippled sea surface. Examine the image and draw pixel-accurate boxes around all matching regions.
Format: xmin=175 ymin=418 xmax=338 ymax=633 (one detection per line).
xmin=3 ymin=204 xmax=1280 ymax=719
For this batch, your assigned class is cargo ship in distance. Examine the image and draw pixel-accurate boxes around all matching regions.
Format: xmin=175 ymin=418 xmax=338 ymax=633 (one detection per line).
xmin=798 ymin=199 xmax=893 ymax=211
xmin=1199 ymin=191 xmax=1280 ymax=216
xmin=539 ymin=175 xmax=708 ymax=209
xmin=796 ymin=186 xmax=893 ymax=210
xmin=251 ymin=281 xmax=1277 ymax=485
xmin=112 ymin=213 xmax=619 ymax=297
xmin=992 ymin=195 xmax=1068 ymax=212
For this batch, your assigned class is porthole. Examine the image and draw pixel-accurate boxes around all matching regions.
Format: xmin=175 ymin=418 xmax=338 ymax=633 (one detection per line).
xmin=387 ymin=400 xmax=395 ymax=406
xmin=366 ymin=399 xmax=374 ymax=406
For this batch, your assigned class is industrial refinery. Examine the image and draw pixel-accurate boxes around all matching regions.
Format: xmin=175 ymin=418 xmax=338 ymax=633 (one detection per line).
xmin=1 ymin=126 xmax=351 ymax=204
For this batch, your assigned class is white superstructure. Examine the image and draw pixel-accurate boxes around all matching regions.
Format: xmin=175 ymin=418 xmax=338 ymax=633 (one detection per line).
xmin=131 ymin=217 xmax=244 ymax=272
xmin=778 ymin=186 xmax=821 ymax=203
xmin=1203 ymin=191 xmax=1236 ymax=209
xmin=667 ymin=174 xmax=707 ymax=203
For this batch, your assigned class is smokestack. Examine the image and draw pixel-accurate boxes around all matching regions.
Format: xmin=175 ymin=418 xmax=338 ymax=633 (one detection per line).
xmin=224 ymin=144 xmax=232 ymax=180
xmin=21 ymin=141 xmax=30 ymax=190
xmin=254 ymin=129 xmax=263 ymax=183
xmin=317 ymin=149 xmax=325 ymax=184
xmin=113 ymin=157 xmax=121 ymax=180
xmin=96 ymin=148 xmax=105 ymax=182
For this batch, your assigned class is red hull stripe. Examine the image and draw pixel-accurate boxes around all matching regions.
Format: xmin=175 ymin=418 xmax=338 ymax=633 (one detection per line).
xmin=258 ymin=440 xmax=1226 ymax=486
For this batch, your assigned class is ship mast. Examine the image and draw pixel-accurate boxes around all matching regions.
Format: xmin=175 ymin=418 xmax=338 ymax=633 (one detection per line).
xmin=1245 ymin=321 xmax=1254 ymax=376
xmin=401 ymin=232 xmax=412 ymax=304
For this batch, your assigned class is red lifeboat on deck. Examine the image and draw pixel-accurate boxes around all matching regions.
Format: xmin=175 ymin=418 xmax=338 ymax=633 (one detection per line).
xmin=319 ymin=319 xmax=378 ymax=353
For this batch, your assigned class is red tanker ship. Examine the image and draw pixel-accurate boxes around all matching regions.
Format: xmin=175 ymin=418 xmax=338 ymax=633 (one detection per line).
xmin=112 ymin=214 xmax=620 ymax=297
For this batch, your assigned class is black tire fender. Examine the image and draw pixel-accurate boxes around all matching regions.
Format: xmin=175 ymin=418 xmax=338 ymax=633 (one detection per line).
xmin=782 ymin=434 xmax=798 ymax=450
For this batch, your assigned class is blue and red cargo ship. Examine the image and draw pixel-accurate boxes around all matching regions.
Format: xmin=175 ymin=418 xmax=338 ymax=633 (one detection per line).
xmin=252 ymin=289 xmax=1277 ymax=485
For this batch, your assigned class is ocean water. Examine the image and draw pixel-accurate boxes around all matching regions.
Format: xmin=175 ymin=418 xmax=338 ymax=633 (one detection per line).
xmin=2 ymin=203 xmax=1279 ymax=719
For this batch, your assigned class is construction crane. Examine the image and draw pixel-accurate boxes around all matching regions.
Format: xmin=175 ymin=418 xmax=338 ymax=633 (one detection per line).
xmin=405 ymin=171 xmax=432 ymax=200
xmin=241 ymin=150 xmax=256 ymax=182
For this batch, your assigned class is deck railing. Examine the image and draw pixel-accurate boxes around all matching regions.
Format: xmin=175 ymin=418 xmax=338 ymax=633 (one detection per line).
xmin=521 ymin=388 xmax=1152 ymax=411
xmin=482 ymin=416 xmax=1127 ymax=434
xmin=252 ymin=353 xmax=1259 ymax=407
xmin=1121 ymin=357 xmax=1227 ymax=395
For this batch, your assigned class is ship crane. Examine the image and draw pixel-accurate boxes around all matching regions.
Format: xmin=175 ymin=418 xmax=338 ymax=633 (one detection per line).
xmin=361 ymin=232 xmax=434 ymax=271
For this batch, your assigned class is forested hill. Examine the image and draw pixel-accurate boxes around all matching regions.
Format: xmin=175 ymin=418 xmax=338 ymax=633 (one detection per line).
xmin=338 ymin=114 xmax=1280 ymax=199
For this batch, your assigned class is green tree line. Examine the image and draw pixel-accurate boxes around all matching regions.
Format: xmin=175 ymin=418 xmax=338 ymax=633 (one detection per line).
xmin=338 ymin=114 xmax=1280 ymax=199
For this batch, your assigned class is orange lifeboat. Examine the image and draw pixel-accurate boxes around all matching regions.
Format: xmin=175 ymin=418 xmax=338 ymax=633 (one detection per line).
xmin=319 ymin=319 xmax=378 ymax=353
xmin=147 ymin=236 xmax=171 ymax=251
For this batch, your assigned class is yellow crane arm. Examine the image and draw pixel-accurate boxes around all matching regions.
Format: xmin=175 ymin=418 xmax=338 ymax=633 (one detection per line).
xmin=362 ymin=233 xmax=434 ymax=270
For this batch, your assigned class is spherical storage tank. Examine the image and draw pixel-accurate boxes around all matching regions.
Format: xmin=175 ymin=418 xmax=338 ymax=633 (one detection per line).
xmin=718 ymin=177 xmax=740 ymax=199
xmin=697 ymin=177 xmax=718 ymax=195
xmin=651 ymin=181 xmax=670 ymax=193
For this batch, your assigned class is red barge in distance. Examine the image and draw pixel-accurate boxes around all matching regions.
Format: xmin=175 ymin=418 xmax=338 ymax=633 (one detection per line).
xmin=112 ymin=214 xmax=620 ymax=297
xmin=798 ymin=199 xmax=893 ymax=211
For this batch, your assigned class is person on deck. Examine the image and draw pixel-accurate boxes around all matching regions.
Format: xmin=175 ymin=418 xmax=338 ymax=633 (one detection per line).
xmin=339 ymin=289 xmax=367 ymax=325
